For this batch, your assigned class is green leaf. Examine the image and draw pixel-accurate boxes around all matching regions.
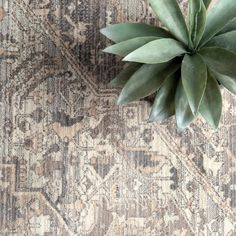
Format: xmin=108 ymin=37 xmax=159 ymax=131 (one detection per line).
xmin=205 ymin=31 xmax=236 ymax=54
xmin=123 ymin=39 xmax=186 ymax=64
xmin=117 ymin=61 xmax=180 ymax=105
xmin=110 ymin=63 xmax=142 ymax=87
xmin=199 ymin=71 xmax=222 ymax=128
xmin=211 ymin=70 xmax=236 ymax=95
xmin=199 ymin=47 xmax=236 ymax=78
xmin=200 ymin=0 xmax=236 ymax=45
xmin=175 ymin=80 xmax=195 ymax=131
xmin=103 ymin=37 xmax=159 ymax=57
xmin=100 ymin=23 xmax=172 ymax=43
xmin=149 ymin=73 xmax=178 ymax=122
xmin=203 ymin=0 xmax=212 ymax=8
xmin=188 ymin=0 xmax=206 ymax=47
xmin=148 ymin=0 xmax=189 ymax=45
xmin=181 ymin=54 xmax=207 ymax=115
xmin=217 ymin=18 xmax=236 ymax=35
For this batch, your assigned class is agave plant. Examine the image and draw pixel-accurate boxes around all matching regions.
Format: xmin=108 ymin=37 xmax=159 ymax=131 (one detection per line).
xmin=101 ymin=0 xmax=236 ymax=131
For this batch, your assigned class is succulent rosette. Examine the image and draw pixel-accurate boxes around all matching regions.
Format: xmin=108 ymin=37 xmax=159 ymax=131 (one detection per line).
xmin=101 ymin=0 xmax=236 ymax=131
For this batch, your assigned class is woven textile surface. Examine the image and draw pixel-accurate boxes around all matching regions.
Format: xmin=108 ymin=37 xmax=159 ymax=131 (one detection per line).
xmin=1 ymin=0 xmax=236 ymax=235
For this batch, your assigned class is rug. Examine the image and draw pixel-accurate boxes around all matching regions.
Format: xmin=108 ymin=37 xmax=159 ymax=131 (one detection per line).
xmin=0 ymin=0 xmax=236 ymax=235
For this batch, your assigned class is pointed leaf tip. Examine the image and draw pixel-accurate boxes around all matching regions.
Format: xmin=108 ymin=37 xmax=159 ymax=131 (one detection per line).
xmin=110 ymin=63 xmax=142 ymax=87
xmin=116 ymin=97 xmax=126 ymax=105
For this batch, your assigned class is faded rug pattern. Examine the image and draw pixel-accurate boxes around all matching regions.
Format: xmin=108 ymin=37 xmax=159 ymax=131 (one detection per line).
xmin=0 ymin=0 xmax=236 ymax=235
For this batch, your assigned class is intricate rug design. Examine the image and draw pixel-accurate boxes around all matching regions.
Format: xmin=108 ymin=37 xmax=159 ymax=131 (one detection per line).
xmin=0 ymin=0 xmax=236 ymax=235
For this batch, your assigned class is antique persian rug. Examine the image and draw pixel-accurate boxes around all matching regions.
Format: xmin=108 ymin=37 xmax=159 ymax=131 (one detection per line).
xmin=0 ymin=0 xmax=236 ymax=235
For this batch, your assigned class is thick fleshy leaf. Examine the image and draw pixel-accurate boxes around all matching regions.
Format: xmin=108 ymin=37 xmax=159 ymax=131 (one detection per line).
xmin=123 ymin=39 xmax=186 ymax=64
xmin=175 ymin=80 xmax=195 ymax=131
xmin=148 ymin=0 xmax=189 ymax=45
xmin=110 ymin=63 xmax=142 ymax=87
xmin=199 ymin=71 xmax=222 ymax=128
xmin=217 ymin=18 xmax=236 ymax=35
xmin=205 ymin=31 xmax=236 ymax=54
xmin=203 ymin=0 xmax=212 ymax=8
xmin=182 ymin=54 xmax=207 ymax=115
xmin=199 ymin=47 xmax=236 ymax=78
xmin=188 ymin=0 xmax=206 ymax=47
xmin=100 ymin=23 xmax=171 ymax=43
xmin=211 ymin=70 xmax=236 ymax=95
xmin=200 ymin=0 xmax=236 ymax=45
xmin=103 ymin=37 xmax=159 ymax=57
xmin=149 ymin=73 xmax=178 ymax=122
xmin=117 ymin=61 xmax=180 ymax=105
